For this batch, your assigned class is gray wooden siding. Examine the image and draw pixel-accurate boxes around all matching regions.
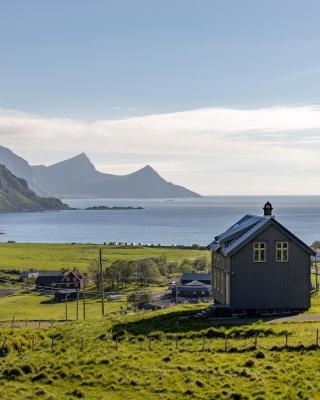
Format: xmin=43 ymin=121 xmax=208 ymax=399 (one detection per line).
xmin=212 ymin=252 xmax=231 ymax=305
xmin=230 ymin=224 xmax=311 ymax=310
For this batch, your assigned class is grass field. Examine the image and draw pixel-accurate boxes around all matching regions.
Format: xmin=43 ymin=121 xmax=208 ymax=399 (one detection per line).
xmin=0 ymin=243 xmax=206 ymax=271
xmin=0 ymin=293 xmax=129 ymax=322
xmin=1 ymin=306 xmax=320 ymax=399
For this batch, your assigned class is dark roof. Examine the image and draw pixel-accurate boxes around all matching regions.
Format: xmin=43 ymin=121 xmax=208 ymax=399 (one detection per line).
xmin=35 ymin=275 xmax=63 ymax=286
xmin=208 ymin=214 xmax=315 ymax=257
xmin=181 ymin=272 xmax=211 ymax=282
xmin=185 ymin=280 xmax=210 ymax=287
xmin=177 ymin=280 xmax=211 ymax=291
xmin=37 ymin=270 xmax=63 ymax=277
xmin=62 ymin=270 xmax=85 ymax=281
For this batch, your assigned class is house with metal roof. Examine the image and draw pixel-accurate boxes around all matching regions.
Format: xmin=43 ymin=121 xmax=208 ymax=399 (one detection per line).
xmin=208 ymin=202 xmax=315 ymax=312
xmin=181 ymin=272 xmax=211 ymax=285
xmin=173 ymin=280 xmax=211 ymax=298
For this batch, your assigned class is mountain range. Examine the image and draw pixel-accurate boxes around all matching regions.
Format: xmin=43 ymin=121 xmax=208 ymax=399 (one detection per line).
xmin=0 ymin=146 xmax=200 ymax=199
xmin=0 ymin=164 xmax=69 ymax=212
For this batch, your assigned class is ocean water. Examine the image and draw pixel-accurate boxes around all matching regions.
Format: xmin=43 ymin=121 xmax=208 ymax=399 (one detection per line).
xmin=0 ymin=196 xmax=320 ymax=245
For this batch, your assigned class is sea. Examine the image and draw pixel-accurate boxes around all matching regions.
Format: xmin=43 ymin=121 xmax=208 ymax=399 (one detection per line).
xmin=1 ymin=196 xmax=320 ymax=246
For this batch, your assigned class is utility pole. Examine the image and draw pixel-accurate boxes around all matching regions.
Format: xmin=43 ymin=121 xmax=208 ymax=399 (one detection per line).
xmin=100 ymin=249 xmax=105 ymax=317
xmin=315 ymin=253 xmax=319 ymax=291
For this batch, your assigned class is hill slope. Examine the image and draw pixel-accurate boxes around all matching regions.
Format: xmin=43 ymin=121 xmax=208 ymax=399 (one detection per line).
xmin=0 ymin=165 xmax=69 ymax=212
xmin=32 ymin=153 xmax=201 ymax=198
xmin=0 ymin=145 xmax=46 ymax=195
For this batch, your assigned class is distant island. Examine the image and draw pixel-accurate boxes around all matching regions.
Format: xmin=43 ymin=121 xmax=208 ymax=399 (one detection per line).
xmin=0 ymin=145 xmax=201 ymax=199
xmin=85 ymin=205 xmax=144 ymax=210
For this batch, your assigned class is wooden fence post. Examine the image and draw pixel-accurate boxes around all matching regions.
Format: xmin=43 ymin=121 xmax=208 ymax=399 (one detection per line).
xmin=76 ymin=289 xmax=79 ymax=321
xmin=202 ymin=336 xmax=205 ymax=351
xmin=316 ymin=329 xmax=319 ymax=346
xmin=285 ymin=332 xmax=288 ymax=347
xmin=11 ymin=316 xmax=14 ymax=329
xmin=65 ymin=292 xmax=68 ymax=322
xmin=83 ymin=292 xmax=86 ymax=321
xmin=254 ymin=333 xmax=258 ymax=348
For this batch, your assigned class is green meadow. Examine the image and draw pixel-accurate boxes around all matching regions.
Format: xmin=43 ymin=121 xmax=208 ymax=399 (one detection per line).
xmin=1 ymin=306 xmax=320 ymax=400
xmin=0 ymin=244 xmax=319 ymax=399
xmin=0 ymin=243 xmax=205 ymax=271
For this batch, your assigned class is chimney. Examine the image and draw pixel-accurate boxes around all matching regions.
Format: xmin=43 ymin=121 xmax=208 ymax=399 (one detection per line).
xmin=263 ymin=201 xmax=273 ymax=217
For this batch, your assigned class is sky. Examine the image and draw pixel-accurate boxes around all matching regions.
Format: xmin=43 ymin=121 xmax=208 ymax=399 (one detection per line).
xmin=1 ymin=0 xmax=320 ymax=195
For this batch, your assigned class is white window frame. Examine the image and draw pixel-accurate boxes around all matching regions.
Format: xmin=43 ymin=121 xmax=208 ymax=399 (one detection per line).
xmin=253 ymin=242 xmax=267 ymax=262
xmin=276 ymin=241 xmax=289 ymax=262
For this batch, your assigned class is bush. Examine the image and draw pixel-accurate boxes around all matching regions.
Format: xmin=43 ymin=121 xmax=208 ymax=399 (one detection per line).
xmin=32 ymin=372 xmax=48 ymax=382
xmin=70 ymin=389 xmax=85 ymax=398
xmin=244 ymin=359 xmax=255 ymax=368
xmin=195 ymin=379 xmax=205 ymax=387
xmin=255 ymin=351 xmax=266 ymax=359
xmin=21 ymin=364 xmax=33 ymax=374
xmin=3 ymin=367 xmax=22 ymax=380
xmin=127 ymin=291 xmax=152 ymax=306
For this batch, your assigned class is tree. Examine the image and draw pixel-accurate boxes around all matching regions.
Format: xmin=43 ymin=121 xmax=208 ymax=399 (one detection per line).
xmin=193 ymin=256 xmax=210 ymax=271
xmin=105 ymin=262 xmax=121 ymax=289
xmin=88 ymin=260 xmax=101 ymax=289
xmin=179 ymin=259 xmax=193 ymax=273
xmin=137 ymin=259 xmax=162 ymax=286
xmin=127 ymin=291 xmax=152 ymax=308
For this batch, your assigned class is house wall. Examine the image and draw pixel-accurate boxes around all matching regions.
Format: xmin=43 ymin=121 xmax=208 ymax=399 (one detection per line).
xmin=230 ymin=224 xmax=311 ymax=310
xmin=212 ymin=252 xmax=231 ymax=305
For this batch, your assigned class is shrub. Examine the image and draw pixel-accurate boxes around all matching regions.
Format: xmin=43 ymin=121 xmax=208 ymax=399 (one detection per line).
xmin=184 ymin=390 xmax=195 ymax=396
xmin=35 ymin=388 xmax=47 ymax=396
xmin=21 ymin=364 xmax=33 ymax=374
xmin=255 ymin=351 xmax=266 ymax=359
xmin=70 ymin=389 xmax=85 ymax=398
xmin=244 ymin=359 xmax=255 ymax=368
xmin=3 ymin=367 xmax=22 ymax=380
xmin=32 ymin=372 xmax=48 ymax=382
xmin=99 ymin=358 xmax=111 ymax=365
xmin=97 ymin=334 xmax=108 ymax=341
xmin=195 ymin=379 xmax=205 ymax=387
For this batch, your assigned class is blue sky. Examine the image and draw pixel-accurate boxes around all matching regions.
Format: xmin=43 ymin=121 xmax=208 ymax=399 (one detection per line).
xmin=1 ymin=0 xmax=320 ymax=118
xmin=1 ymin=1 xmax=320 ymax=194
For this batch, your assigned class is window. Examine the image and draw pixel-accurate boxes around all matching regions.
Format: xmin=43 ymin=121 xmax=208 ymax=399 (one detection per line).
xmin=253 ymin=242 xmax=266 ymax=262
xmin=276 ymin=242 xmax=289 ymax=262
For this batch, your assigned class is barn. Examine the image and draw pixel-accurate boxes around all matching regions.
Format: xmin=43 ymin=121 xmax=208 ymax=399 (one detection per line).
xmin=208 ymin=202 xmax=315 ymax=312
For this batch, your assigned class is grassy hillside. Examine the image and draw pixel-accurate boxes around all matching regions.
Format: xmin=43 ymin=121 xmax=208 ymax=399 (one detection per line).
xmin=0 ymin=243 xmax=206 ymax=271
xmin=1 ymin=307 xmax=320 ymax=399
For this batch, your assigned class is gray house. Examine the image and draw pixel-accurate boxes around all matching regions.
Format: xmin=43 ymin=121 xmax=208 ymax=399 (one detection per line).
xmin=208 ymin=202 xmax=315 ymax=312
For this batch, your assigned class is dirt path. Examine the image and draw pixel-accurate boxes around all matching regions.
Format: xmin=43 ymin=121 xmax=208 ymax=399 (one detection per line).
xmin=265 ymin=314 xmax=320 ymax=323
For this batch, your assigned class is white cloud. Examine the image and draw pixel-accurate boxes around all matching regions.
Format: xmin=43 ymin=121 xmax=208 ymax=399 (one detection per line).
xmin=1 ymin=105 xmax=320 ymax=194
